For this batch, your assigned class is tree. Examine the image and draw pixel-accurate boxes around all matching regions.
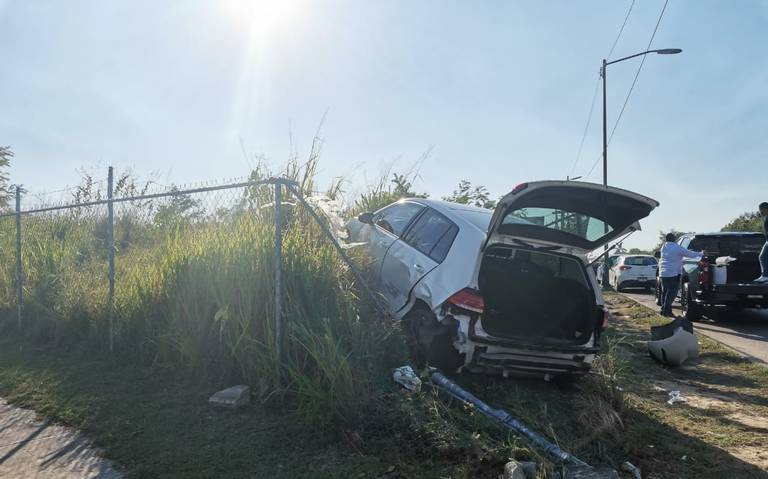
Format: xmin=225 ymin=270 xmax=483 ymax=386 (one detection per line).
xmin=154 ymin=188 xmax=204 ymax=229
xmin=443 ymin=179 xmax=496 ymax=209
xmin=628 ymin=247 xmax=650 ymax=255
xmin=0 ymin=146 xmax=12 ymax=210
xmin=722 ymin=211 xmax=762 ymax=232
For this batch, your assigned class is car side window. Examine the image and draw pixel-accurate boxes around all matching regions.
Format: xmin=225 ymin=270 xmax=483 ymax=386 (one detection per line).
xmin=373 ymin=202 xmax=424 ymax=237
xmin=402 ymin=208 xmax=458 ymax=262
xmin=679 ymin=237 xmax=691 ymax=248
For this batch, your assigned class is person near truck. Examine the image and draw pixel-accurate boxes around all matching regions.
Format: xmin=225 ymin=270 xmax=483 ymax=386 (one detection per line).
xmin=658 ymin=233 xmax=703 ymax=317
xmin=756 ymin=202 xmax=768 ymax=283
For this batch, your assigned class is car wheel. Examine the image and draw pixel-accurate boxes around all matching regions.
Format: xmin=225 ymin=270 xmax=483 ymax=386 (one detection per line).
xmin=681 ymin=283 xmax=703 ymax=321
xmin=404 ymin=307 xmax=461 ymax=371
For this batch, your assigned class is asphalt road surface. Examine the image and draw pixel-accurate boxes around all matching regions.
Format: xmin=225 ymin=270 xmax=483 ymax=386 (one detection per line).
xmin=0 ymin=399 xmax=121 ymax=478
xmin=621 ymin=290 xmax=768 ymax=364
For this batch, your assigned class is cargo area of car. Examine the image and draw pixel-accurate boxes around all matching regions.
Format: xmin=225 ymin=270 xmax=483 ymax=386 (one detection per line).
xmin=477 ymin=244 xmax=598 ymax=344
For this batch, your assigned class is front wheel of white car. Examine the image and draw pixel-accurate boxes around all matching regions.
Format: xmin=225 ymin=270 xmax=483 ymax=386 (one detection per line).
xmin=404 ymin=307 xmax=462 ymax=371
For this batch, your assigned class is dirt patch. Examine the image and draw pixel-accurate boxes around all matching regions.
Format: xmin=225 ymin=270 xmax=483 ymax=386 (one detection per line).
xmin=733 ymin=446 xmax=768 ymax=471
xmin=652 ymin=380 xmax=768 ymax=432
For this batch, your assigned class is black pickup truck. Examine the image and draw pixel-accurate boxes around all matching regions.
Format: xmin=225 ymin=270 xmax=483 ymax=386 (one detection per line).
xmin=658 ymin=232 xmax=768 ymax=320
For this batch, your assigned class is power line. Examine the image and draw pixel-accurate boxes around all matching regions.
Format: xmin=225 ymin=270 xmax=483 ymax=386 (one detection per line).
xmin=568 ymin=0 xmax=636 ymax=179
xmin=585 ymin=0 xmax=671 ymax=180
xmin=608 ymin=0 xmax=670 ymax=144
xmin=607 ymin=0 xmax=636 ymax=60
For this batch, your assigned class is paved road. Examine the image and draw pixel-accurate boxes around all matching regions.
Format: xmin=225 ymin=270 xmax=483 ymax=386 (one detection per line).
xmin=0 ymin=399 xmax=121 ymax=478
xmin=621 ymin=290 xmax=768 ymax=364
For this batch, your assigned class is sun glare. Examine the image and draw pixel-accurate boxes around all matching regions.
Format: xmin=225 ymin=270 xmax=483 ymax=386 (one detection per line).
xmin=222 ymin=0 xmax=301 ymax=32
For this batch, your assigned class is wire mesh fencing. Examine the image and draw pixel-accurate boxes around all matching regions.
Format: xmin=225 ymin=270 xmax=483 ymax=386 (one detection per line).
xmin=0 ymin=169 xmax=380 ymax=390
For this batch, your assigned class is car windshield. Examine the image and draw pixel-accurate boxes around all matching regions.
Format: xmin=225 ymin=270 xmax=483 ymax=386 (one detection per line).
xmin=624 ymin=256 xmax=656 ymax=266
xmin=502 ymin=207 xmax=613 ymax=242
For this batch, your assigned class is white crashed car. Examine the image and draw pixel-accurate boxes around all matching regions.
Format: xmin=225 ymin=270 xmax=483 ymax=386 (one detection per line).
xmin=348 ymin=181 xmax=658 ymax=379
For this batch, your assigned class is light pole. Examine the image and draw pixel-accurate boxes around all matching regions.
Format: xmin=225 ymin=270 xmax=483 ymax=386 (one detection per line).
xmin=600 ymin=48 xmax=682 ymax=287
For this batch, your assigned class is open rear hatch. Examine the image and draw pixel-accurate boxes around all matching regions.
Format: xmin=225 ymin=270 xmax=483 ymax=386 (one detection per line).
xmin=478 ymin=181 xmax=659 ymax=344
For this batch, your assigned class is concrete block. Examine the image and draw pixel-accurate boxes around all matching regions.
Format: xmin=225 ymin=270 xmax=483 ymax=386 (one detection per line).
xmin=208 ymin=385 xmax=250 ymax=408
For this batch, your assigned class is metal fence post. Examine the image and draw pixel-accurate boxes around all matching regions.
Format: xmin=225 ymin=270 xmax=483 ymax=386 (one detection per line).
xmin=274 ymin=179 xmax=284 ymax=386
xmin=14 ymin=186 xmax=22 ymax=331
xmin=107 ymin=167 xmax=115 ymax=353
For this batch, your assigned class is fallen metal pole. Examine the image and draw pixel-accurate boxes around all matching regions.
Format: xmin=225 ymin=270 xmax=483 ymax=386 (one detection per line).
xmin=430 ymin=370 xmax=588 ymax=467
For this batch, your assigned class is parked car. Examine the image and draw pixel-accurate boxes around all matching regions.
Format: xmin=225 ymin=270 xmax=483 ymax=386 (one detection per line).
xmin=608 ymin=255 xmax=657 ymax=292
xmin=656 ymin=232 xmax=768 ymax=321
xmin=348 ymin=181 xmax=659 ymax=379
xmin=596 ymin=254 xmax=620 ymax=285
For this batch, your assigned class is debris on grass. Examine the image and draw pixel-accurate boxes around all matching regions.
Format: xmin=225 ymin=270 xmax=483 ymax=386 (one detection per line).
xmin=208 ymin=385 xmax=251 ymax=408
xmin=620 ymin=461 xmax=642 ymax=479
xmin=666 ymin=390 xmax=688 ymax=405
xmin=392 ymin=366 xmax=421 ymax=392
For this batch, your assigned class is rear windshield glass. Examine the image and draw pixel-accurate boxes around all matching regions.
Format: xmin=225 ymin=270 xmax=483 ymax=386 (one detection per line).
xmin=689 ymin=236 xmax=764 ymax=256
xmin=502 ymin=207 xmax=613 ymax=242
xmin=624 ymin=256 xmax=657 ymax=266
xmin=458 ymin=210 xmax=492 ymax=232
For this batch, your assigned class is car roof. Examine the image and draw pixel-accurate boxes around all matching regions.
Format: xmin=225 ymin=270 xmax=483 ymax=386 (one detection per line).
xmin=404 ymin=198 xmax=492 ymax=232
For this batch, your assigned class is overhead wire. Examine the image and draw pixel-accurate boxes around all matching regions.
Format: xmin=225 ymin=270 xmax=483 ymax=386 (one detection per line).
xmin=584 ymin=0 xmax=671 ymax=180
xmin=568 ymin=0 xmax=636 ymax=179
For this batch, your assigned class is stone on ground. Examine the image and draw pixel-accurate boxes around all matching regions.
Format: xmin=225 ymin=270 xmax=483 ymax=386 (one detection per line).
xmin=208 ymin=385 xmax=251 ymax=408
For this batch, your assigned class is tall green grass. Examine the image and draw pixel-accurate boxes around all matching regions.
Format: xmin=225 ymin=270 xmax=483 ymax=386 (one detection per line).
xmin=0 ymin=159 xmax=408 ymax=428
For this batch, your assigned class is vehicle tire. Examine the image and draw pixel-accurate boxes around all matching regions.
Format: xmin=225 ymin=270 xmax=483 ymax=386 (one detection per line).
xmin=615 ymin=280 xmax=624 ymax=293
xmin=681 ymin=283 xmax=703 ymax=322
xmin=404 ymin=307 xmax=461 ymax=370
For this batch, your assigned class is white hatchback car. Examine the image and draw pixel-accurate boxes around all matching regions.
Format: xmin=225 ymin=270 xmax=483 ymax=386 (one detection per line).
xmin=608 ymin=255 xmax=658 ymax=292
xmin=349 ymin=181 xmax=658 ymax=379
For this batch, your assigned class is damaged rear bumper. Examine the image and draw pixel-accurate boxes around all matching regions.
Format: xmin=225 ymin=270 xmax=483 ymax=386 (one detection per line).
xmin=448 ymin=312 xmax=597 ymax=377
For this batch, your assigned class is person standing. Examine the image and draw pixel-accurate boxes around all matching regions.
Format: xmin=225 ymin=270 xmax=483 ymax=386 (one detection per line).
xmin=658 ymin=233 xmax=703 ymax=317
xmin=755 ymin=202 xmax=768 ymax=283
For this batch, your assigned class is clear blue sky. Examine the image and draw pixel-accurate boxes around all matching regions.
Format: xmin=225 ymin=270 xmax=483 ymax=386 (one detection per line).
xmin=1 ymin=0 xmax=766 ymax=249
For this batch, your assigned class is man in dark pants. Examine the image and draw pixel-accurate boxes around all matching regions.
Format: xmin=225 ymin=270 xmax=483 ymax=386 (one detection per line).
xmin=754 ymin=202 xmax=768 ymax=283
xmin=658 ymin=233 xmax=703 ymax=317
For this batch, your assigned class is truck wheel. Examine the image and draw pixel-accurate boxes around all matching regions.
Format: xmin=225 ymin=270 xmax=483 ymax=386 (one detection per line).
xmin=681 ymin=283 xmax=703 ymax=321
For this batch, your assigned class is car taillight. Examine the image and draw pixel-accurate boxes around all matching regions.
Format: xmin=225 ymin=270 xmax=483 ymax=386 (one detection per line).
xmin=447 ymin=288 xmax=484 ymax=314
xmin=619 ymin=265 xmax=632 ymax=271
xmin=699 ymin=258 xmax=711 ymax=288
xmin=511 ymin=183 xmax=528 ymax=194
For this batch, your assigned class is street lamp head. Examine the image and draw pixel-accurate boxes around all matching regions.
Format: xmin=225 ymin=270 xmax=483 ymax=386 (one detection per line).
xmin=655 ymin=48 xmax=682 ymax=55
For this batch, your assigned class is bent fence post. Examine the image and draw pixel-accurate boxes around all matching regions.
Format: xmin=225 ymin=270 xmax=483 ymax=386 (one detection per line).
xmin=15 ymin=186 xmax=22 ymax=330
xmin=274 ymin=180 xmax=284 ymax=386
xmin=285 ymin=183 xmax=386 ymax=317
xmin=107 ymin=167 xmax=115 ymax=354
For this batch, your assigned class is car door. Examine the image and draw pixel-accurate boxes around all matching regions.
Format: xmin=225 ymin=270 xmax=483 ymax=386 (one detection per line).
xmin=380 ymin=208 xmax=459 ymax=314
xmin=367 ymin=201 xmax=426 ymax=280
xmin=485 ymin=181 xmax=660 ymax=255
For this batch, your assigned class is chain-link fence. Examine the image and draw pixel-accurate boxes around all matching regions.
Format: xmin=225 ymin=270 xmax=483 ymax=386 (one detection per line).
xmin=0 ymin=169 xmax=379 ymax=387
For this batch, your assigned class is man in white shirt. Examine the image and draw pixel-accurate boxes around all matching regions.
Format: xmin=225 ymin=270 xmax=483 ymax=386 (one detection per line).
xmin=659 ymin=233 xmax=703 ymax=317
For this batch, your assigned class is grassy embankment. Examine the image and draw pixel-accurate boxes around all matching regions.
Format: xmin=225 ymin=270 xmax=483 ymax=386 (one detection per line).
xmin=0 ymin=161 xmax=766 ymax=477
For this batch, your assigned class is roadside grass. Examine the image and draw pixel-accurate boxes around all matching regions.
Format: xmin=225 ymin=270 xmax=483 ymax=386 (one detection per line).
xmin=0 ymin=336 xmax=519 ymax=479
xmin=1 ymin=293 xmax=767 ymax=477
